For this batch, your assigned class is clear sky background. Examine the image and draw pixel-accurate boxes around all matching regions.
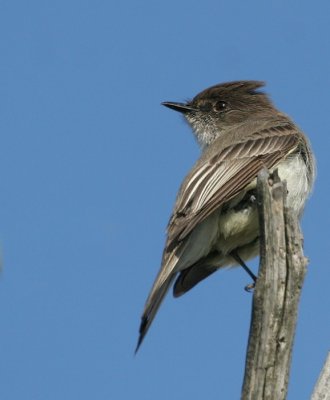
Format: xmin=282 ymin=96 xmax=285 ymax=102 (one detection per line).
xmin=0 ymin=1 xmax=329 ymax=399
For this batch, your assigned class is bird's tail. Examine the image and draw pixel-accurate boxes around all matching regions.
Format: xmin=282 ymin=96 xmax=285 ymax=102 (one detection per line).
xmin=135 ymin=251 xmax=180 ymax=353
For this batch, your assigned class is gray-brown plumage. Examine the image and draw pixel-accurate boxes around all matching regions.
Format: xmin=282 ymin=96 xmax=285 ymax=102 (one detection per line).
xmin=136 ymin=81 xmax=315 ymax=352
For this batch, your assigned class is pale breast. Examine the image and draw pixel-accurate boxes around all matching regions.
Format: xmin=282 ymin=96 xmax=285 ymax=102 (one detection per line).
xmin=276 ymin=154 xmax=310 ymax=217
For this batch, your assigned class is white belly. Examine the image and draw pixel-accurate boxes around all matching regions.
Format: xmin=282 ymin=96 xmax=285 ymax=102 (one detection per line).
xmin=276 ymin=154 xmax=310 ymax=217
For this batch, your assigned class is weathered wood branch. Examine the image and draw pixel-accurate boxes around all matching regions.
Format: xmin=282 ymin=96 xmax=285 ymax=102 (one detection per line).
xmin=311 ymin=352 xmax=330 ymax=400
xmin=241 ymin=169 xmax=308 ymax=400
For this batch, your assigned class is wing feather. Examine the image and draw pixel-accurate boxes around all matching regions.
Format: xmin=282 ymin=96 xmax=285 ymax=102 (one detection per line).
xmin=166 ymin=124 xmax=299 ymax=249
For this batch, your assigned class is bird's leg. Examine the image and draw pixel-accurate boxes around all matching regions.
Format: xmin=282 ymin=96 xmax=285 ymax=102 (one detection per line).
xmin=230 ymin=250 xmax=257 ymax=291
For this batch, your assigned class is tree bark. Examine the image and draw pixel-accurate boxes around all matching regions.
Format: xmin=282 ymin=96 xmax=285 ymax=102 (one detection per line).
xmin=311 ymin=352 xmax=330 ymax=400
xmin=241 ymin=169 xmax=308 ymax=400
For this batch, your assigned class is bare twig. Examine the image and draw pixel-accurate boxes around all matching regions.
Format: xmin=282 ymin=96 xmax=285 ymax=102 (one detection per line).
xmin=311 ymin=352 xmax=330 ymax=400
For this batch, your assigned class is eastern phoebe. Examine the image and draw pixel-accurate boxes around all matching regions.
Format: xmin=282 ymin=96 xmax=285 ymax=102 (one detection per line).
xmin=136 ymin=81 xmax=315 ymax=352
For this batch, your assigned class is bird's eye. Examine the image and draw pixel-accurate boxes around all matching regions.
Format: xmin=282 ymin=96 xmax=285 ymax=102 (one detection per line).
xmin=213 ymin=101 xmax=227 ymax=112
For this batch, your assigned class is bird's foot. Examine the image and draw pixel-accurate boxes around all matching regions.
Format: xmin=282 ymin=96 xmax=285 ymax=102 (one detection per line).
xmin=244 ymin=282 xmax=256 ymax=292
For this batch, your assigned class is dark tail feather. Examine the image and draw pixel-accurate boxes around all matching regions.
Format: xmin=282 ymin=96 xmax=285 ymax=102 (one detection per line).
xmin=135 ymin=275 xmax=175 ymax=353
xmin=173 ymin=263 xmax=218 ymax=297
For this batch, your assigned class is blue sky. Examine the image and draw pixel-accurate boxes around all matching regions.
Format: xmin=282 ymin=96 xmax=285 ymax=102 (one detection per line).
xmin=0 ymin=1 xmax=329 ymax=399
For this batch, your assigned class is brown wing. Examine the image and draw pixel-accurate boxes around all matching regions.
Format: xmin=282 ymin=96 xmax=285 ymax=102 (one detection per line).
xmin=166 ymin=123 xmax=299 ymax=250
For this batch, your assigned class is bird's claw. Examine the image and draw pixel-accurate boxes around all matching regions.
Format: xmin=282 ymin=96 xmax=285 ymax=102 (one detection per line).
xmin=244 ymin=282 xmax=256 ymax=292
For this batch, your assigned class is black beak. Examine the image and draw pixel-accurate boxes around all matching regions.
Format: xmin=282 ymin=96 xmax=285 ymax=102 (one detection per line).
xmin=161 ymin=102 xmax=197 ymax=114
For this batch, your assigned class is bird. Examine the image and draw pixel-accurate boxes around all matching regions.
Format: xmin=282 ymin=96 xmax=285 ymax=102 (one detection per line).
xmin=136 ymin=80 xmax=315 ymax=352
